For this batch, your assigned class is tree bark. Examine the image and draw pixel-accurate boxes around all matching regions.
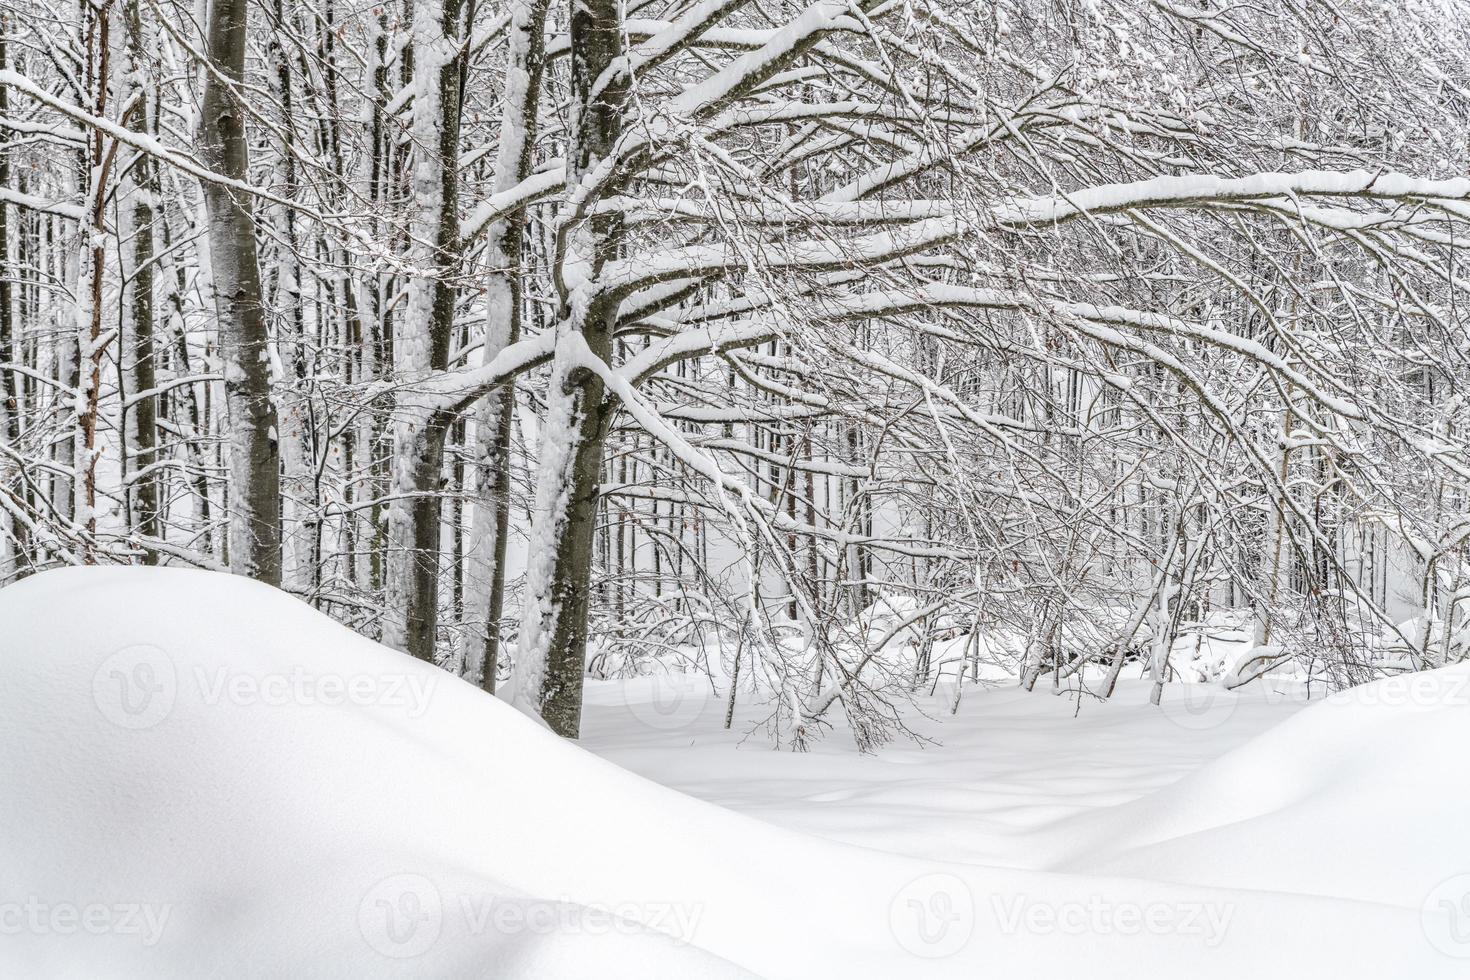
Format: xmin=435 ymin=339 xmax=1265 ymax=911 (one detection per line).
xmin=74 ymin=0 xmax=116 ymax=561
xmin=512 ymin=0 xmax=627 ymax=736
xmin=198 ymin=0 xmax=283 ymax=584
xmin=460 ymin=0 xmax=551 ymax=692
xmin=123 ymin=0 xmax=160 ymax=561
xmin=0 ymin=19 xmax=26 ymax=577
xmin=381 ymin=0 xmax=467 ymax=659
xmin=268 ymin=0 xmax=318 ymax=595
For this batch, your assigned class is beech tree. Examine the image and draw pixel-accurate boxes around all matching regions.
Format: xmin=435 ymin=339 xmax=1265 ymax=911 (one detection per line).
xmin=198 ymin=0 xmax=282 ymax=583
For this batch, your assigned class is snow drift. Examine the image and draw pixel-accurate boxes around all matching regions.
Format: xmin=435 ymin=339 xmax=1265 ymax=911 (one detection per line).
xmin=1 ymin=567 xmax=1462 ymax=977
xmin=1052 ymin=664 xmax=1470 ymax=910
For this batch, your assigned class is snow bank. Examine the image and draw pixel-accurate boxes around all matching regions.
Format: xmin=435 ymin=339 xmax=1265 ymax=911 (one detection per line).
xmin=1 ymin=568 xmax=1460 ymax=977
xmin=1053 ymin=665 xmax=1470 ymax=913
xmin=0 ymin=568 xmax=749 ymax=979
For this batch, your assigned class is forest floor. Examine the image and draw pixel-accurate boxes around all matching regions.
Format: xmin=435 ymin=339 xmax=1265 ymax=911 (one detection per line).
xmin=582 ymin=674 xmax=1314 ymax=869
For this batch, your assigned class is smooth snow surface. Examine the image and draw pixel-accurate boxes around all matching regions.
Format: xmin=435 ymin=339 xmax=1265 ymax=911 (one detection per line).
xmin=4 ymin=567 xmax=1468 ymax=977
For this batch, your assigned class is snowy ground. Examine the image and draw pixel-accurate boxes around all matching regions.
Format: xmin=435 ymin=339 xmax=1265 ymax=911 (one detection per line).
xmin=5 ymin=568 xmax=1470 ymax=978
xmin=581 ymin=674 xmax=1313 ymax=870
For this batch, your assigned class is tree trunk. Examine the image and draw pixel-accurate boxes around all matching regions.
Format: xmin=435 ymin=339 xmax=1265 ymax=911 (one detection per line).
xmin=381 ymin=0 xmax=466 ymax=660
xmin=198 ymin=0 xmax=283 ymax=584
xmin=0 ymin=20 xmax=26 ymax=577
xmin=460 ymin=0 xmax=551 ymax=692
xmin=513 ymin=0 xmax=626 ymax=736
xmin=123 ymin=1 xmax=160 ymax=561
xmin=268 ymin=0 xmax=318 ymax=595
xmin=74 ymin=0 xmax=115 ymax=561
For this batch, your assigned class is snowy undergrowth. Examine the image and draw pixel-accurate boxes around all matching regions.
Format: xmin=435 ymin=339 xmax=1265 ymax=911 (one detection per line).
xmin=4 ymin=568 xmax=1467 ymax=978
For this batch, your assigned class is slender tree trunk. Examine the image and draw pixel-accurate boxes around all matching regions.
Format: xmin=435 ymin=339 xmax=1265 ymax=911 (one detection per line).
xmin=354 ymin=6 xmax=391 ymax=597
xmin=0 ymin=19 xmax=26 ymax=577
xmin=74 ymin=0 xmax=116 ymax=561
xmin=269 ymin=0 xmax=317 ymax=595
xmin=49 ymin=217 xmax=79 ymax=535
xmin=461 ymin=0 xmax=550 ymax=691
xmin=123 ymin=161 xmax=161 ymax=559
xmin=198 ymin=0 xmax=283 ymax=584
xmin=381 ymin=0 xmax=466 ymax=659
xmin=154 ymin=204 xmax=213 ymax=549
xmin=122 ymin=1 xmax=159 ymax=560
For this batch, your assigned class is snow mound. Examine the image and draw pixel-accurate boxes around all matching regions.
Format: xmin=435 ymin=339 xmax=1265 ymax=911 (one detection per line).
xmin=1053 ymin=668 xmax=1470 ymax=909
xmin=0 ymin=567 xmax=751 ymax=979
xmin=0 ymin=568 xmax=1460 ymax=977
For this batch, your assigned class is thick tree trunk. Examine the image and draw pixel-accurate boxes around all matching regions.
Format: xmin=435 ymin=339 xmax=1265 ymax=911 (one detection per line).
xmin=198 ymin=0 xmax=283 ymax=584
xmin=518 ymin=357 xmax=613 ymax=736
xmin=513 ymin=0 xmax=626 ymax=737
xmin=385 ymin=412 xmax=453 ymax=657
